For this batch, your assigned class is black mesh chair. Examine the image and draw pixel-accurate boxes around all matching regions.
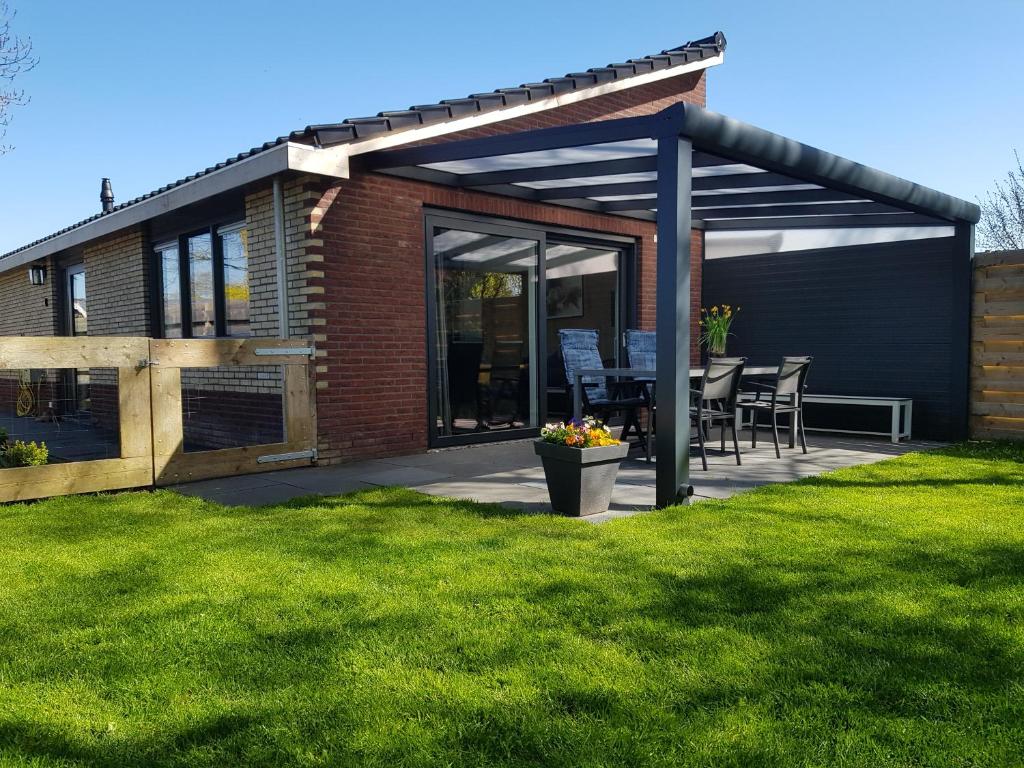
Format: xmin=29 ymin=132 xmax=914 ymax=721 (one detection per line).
xmin=737 ymin=356 xmax=813 ymax=458
xmin=690 ymin=357 xmax=746 ymax=471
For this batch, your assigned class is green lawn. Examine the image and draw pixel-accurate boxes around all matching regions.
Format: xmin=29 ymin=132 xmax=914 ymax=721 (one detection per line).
xmin=1 ymin=443 xmax=1023 ymax=767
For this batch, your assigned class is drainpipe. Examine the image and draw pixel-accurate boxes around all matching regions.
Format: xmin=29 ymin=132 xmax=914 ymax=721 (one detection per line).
xmin=273 ymin=176 xmax=290 ymax=339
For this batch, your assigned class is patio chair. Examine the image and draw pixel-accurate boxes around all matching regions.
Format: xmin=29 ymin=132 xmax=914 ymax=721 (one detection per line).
xmin=559 ymin=329 xmax=645 ymax=447
xmin=624 ymin=330 xmax=657 ymax=461
xmin=737 ymin=356 xmax=813 ymax=458
xmin=624 ymin=329 xmax=657 ymax=371
xmin=690 ymin=357 xmax=746 ymax=471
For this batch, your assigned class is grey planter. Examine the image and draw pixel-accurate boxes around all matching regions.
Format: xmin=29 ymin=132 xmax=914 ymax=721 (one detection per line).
xmin=534 ymin=440 xmax=630 ymax=516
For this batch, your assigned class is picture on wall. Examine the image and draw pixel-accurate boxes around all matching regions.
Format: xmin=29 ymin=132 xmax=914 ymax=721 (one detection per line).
xmin=546 ymin=275 xmax=584 ymax=319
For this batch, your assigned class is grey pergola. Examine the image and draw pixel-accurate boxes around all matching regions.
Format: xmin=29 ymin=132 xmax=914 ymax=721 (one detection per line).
xmin=360 ymin=102 xmax=980 ymax=508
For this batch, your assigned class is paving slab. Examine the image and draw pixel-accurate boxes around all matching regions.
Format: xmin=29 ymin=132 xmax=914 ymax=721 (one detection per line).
xmin=169 ymin=429 xmax=943 ymax=521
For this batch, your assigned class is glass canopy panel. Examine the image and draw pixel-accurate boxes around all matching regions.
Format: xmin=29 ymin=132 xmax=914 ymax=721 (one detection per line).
xmin=423 ymin=139 xmax=657 ymax=176
xmin=517 ymin=171 xmax=657 ymax=190
xmin=694 ymin=183 xmax=824 ymax=196
xmin=691 ymin=163 xmax=764 ymax=177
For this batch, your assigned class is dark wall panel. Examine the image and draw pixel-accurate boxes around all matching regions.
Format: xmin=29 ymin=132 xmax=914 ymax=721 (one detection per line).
xmin=702 ymin=236 xmax=965 ymax=441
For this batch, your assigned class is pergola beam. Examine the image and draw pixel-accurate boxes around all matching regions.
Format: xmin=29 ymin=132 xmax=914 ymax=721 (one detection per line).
xmin=361 ymin=111 xmax=675 ymax=170
xmin=676 ymin=106 xmax=980 ymax=222
xmin=702 ymin=213 xmax=942 ymax=230
xmin=697 ymin=201 xmax=902 ymax=219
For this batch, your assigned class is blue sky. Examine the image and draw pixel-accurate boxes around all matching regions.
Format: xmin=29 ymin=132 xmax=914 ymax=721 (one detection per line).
xmin=1 ymin=0 xmax=1022 ymax=253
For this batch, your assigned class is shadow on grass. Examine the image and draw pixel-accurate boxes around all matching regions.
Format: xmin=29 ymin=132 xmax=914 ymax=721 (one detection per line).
xmin=0 ymin=712 xmax=258 ymax=767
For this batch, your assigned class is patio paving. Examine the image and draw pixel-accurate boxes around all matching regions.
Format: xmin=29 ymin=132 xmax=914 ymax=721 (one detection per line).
xmin=170 ymin=430 xmax=943 ymax=522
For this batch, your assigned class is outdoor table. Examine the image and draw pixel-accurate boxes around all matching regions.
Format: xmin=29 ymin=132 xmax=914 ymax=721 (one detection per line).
xmin=571 ymin=366 xmax=778 ymax=423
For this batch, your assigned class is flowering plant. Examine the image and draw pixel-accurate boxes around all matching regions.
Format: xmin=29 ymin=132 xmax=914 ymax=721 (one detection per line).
xmin=540 ymin=417 xmax=620 ymax=448
xmin=699 ymin=304 xmax=740 ymax=356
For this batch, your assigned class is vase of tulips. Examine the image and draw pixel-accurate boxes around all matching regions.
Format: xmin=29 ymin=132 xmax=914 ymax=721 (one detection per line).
xmin=534 ymin=417 xmax=630 ymax=516
xmin=699 ymin=304 xmax=740 ymax=357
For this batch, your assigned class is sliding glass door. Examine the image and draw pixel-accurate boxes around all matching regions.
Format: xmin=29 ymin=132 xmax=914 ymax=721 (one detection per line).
xmin=428 ymin=218 xmax=543 ymax=443
xmin=426 ymin=213 xmax=632 ymax=447
xmin=544 ymin=241 xmax=624 ymax=420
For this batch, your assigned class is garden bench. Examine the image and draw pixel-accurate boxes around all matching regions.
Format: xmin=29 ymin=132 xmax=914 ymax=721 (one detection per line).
xmin=738 ymin=393 xmax=912 ymax=444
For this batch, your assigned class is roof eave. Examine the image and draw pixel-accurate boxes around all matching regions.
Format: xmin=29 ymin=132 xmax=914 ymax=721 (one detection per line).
xmin=0 ymin=143 xmax=350 ymax=272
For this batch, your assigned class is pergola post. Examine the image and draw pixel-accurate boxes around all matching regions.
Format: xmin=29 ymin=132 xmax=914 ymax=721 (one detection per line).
xmin=655 ymin=134 xmax=694 ymax=507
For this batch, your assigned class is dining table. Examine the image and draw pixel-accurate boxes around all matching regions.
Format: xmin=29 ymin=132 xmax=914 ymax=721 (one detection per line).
xmin=571 ymin=366 xmax=779 ymax=422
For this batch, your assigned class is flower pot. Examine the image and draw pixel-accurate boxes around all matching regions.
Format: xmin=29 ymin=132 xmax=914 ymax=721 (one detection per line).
xmin=534 ymin=440 xmax=631 ymax=516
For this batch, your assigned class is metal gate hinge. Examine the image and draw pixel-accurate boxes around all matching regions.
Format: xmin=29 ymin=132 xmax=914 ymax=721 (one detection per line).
xmin=256 ymin=448 xmax=317 ymax=465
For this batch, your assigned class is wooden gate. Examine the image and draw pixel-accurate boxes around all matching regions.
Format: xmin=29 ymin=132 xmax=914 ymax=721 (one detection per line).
xmin=150 ymin=339 xmax=317 ymax=486
xmin=0 ymin=337 xmax=317 ymax=502
xmin=971 ymin=250 xmax=1024 ymax=440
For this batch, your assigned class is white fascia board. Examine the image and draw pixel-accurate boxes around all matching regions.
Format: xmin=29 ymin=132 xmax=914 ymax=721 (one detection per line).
xmin=0 ymin=142 xmax=351 ymax=273
xmin=345 ymin=54 xmax=724 ymax=157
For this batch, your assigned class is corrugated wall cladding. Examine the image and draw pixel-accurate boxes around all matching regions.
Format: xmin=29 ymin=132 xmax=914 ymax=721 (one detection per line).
xmin=702 ymin=236 xmax=967 ymax=441
xmin=971 ymin=250 xmax=1024 ymax=440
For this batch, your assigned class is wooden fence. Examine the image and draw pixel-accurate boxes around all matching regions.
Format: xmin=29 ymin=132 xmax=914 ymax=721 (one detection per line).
xmin=0 ymin=337 xmax=316 ymax=503
xmin=971 ymin=250 xmax=1024 ymax=440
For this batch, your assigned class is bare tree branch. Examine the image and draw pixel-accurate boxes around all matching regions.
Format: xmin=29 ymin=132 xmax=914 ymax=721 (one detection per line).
xmin=0 ymin=1 xmax=36 ymax=154
xmin=978 ymin=150 xmax=1024 ymax=252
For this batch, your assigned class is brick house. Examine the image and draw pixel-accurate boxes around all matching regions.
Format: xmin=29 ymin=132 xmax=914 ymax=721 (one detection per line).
xmin=0 ymin=33 xmax=725 ymax=461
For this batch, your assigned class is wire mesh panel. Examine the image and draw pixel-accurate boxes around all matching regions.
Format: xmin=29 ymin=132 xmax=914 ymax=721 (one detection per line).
xmin=0 ymin=367 xmax=121 ymax=463
xmin=180 ymin=365 xmax=285 ymax=452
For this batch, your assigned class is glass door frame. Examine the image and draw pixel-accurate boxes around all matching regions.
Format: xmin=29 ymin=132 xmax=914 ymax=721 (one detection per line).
xmin=425 ymin=212 xmax=547 ymax=447
xmin=424 ymin=210 xmax=637 ymax=448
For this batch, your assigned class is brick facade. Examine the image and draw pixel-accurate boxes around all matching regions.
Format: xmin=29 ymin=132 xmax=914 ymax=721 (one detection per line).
xmin=309 ymin=70 xmax=708 ymax=462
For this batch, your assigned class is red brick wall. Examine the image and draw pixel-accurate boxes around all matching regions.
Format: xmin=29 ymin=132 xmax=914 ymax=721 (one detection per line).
xmin=312 ymin=69 xmax=709 ymax=462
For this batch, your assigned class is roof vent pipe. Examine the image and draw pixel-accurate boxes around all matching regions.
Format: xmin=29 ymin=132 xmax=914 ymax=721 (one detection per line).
xmin=100 ymin=178 xmax=114 ymax=213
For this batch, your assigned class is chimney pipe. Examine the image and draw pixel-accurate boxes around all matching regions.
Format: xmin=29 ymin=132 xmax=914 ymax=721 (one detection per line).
xmin=100 ymin=178 xmax=114 ymax=213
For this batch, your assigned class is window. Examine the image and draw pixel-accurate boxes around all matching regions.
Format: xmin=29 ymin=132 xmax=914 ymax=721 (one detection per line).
xmin=156 ymin=242 xmax=182 ymax=338
xmin=219 ymin=225 xmax=251 ymax=337
xmin=156 ymin=223 xmax=251 ymax=338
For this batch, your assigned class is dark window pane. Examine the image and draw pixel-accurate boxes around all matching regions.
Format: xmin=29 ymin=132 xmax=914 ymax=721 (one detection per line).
xmin=220 ymin=228 xmax=250 ymax=337
xmin=69 ymin=271 xmax=87 ymax=336
xmin=188 ymin=233 xmax=215 ymax=338
xmin=159 ymin=245 xmax=182 ymax=338
xmin=431 ymin=227 xmax=538 ymax=438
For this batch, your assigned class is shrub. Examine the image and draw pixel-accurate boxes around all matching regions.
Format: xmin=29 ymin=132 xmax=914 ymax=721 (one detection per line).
xmin=0 ymin=427 xmax=7 ymax=452
xmin=1 ymin=439 xmax=48 ymax=468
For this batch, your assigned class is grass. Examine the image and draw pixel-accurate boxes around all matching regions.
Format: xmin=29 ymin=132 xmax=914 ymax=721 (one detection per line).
xmin=0 ymin=443 xmax=1023 ymax=767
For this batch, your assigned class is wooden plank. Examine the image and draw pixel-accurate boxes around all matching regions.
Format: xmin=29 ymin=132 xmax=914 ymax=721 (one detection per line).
xmin=974 ymin=325 xmax=1024 ymax=341
xmin=149 ymin=364 xmax=183 ymax=481
xmin=0 ymin=457 xmax=153 ymax=503
xmin=283 ymin=364 xmax=315 ymax=446
xmin=117 ymin=366 xmax=154 ymax=463
xmin=150 ymin=338 xmax=315 ymax=368
xmin=972 ymin=350 xmax=1024 ymax=366
xmin=971 ymin=402 xmax=1024 ymax=418
xmin=974 ymin=251 xmax=1024 ymax=268
xmin=153 ymin=442 xmax=312 ymax=486
xmin=973 ymin=287 xmax=1024 ymax=304
xmin=974 ymin=299 xmax=1024 ymax=316
xmin=0 ymin=336 xmax=149 ymax=370
xmin=971 ymin=425 xmax=1024 ymax=440
xmin=973 ymin=340 xmax=1024 ymax=354
xmin=974 ymin=276 xmax=1024 ymax=293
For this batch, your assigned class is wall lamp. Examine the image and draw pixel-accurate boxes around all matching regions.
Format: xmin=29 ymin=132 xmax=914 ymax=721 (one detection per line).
xmin=28 ymin=265 xmax=47 ymax=286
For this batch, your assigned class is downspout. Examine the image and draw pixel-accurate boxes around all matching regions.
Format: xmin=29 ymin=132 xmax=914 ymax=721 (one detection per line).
xmin=273 ymin=176 xmax=290 ymax=339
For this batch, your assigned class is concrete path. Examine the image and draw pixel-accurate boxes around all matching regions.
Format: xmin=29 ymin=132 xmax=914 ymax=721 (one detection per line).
xmin=169 ymin=430 xmax=942 ymax=522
